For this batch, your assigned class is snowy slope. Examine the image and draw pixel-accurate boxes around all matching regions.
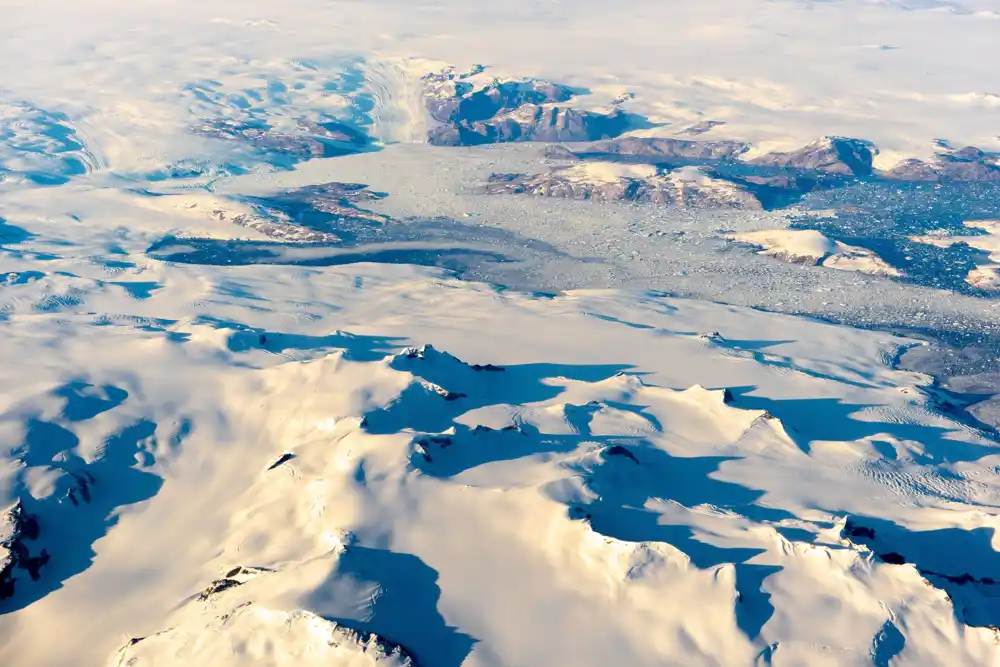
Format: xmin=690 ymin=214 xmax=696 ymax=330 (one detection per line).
xmin=4 ymin=0 xmax=1000 ymax=162
xmin=0 ymin=254 xmax=998 ymax=666
xmin=727 ymin=229 xmax=902 ymax=277
xmin=1 ymin=1 xmax=1000 ymax=666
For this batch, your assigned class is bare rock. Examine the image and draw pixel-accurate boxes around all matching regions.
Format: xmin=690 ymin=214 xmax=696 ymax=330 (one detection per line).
xmin=211 ymin=182 xmax=390 ymax=244
xmin=392 ymin=343 xmax=505 ymax=373
xmin=429 ymin=104 xmax=628 ymax=146
xmin=194 ymin=119 xmax=370 ymax=160
xmin=1 ymin=501 xmax=50 ymax=600
xmin=485 ymin=162 xmax=763 ymax=209
xmin=749 ymin=137 xmax=877 ymax=177
xmin=421 ymin=66 xmax=630 ymax=146
xmin=111 ymin=605 xmax=416 ymax=666
xmin=278 ymin=182 xmax=390 ymax=223
xmin=843 ymin=518 xmax=876 ymax=540
xmin=679 ymin=120 xmax=727 ymax=136
xmin=297 ymin=120 xmax=370 ymax=146
xmin=63 ymin=470 xmax=95 ymax=507
xmin=545 ymin=136 xmax=749 ymax=162
xmin=880 ymin=146 xmax=1000 ymax=182
xmin=602 ymin=445 xmax=640 ymax=464
xmin=209 ymin=209 xmax=342 ymax=244
xmin=196 ymin=565 xmax=270 ymax=601
xmin=727 ymin=229 xmax=901 ymax=276
xmin=422 ymin=68 xmax=574 ymax=125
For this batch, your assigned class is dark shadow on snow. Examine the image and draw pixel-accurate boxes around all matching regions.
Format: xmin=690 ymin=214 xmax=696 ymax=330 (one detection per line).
xmin=570 ymin=444 xmax=791 ymax=642
xmin=725 ymin=386 xmax=1000 ymax=463
xmin=0 ymin=103 xmax=95 ymax=186
xmin=306 ymin=546 xmax=477 ymax=667
xmin=108 ymin=281 xmax=162 ymax=300
xmin=844 ymin=515 xmax=1000 ymax=631
xmin=189 ymin=315 xmax=405 ymax=362
xmin=382 ymin=350 xmax=1000 ymax=642
xmin=872 ymin=619 xmax=906 ymax=667
xmin=54 ymin=381 xmax=129 ymax=422
xmin=0 ymin=383 xmax=172 ymax=613
xmin=380 ymin=353 xmax=793 ymax=643
xmin=1 ymin=419 xmax=163 ymax=613
xmin=0 ymin=218 xmax=32 ymax=246
xmin=363 ymin=358 xmax=635 ymax=435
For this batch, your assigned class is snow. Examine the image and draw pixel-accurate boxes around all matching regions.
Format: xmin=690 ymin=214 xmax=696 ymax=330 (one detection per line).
xmin=729 ymin=229 xmax=839 ymax=263
xmin=3 ymin=0 xmax=1000 ymax=164
xmin=112 ymin=606 xmax=416 ymax=666
xmin=561 ymin=162 xmax=660 ymax=183
xmin=966 ymin=266 xmax=1000 ymax=290
xmin=727 ymin=229 xmax=902 ymax=277
xmin=2 ymin=257 xmax=999 ymax=666
xmin=1 ymin=1 xmax=1000 ymax=666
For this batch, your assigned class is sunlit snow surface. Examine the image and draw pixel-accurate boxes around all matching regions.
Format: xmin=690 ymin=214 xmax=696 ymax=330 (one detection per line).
xmin=3 ymin=1 xmax=1000 ymax=666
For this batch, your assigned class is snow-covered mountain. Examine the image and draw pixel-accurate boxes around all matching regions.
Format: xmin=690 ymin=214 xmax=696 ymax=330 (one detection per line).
xmin=3 ymin=1 xmax=1000 ymax=666
xmin=1 ymin=258 xmax=998 ymax=666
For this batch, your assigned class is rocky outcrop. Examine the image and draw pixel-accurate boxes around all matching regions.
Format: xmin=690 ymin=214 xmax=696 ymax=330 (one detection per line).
xmin=266 ymin=453 xmax=297 ymax=471
xmin=748 ymin=137 xmax=877 ymax=177
xmin=839 ymin=517 xmax=1000 ymax=630
xmin=545 ymin=136 xmax=873 ymax=176
xmin=429 ymin=104 xmax=629 ymax=147
xmin=111 ymin=605 xmax=417 ymax=666
xmin=421 ymin=66 xmax=1000 ymax=187
xmin=966 ymin=265 xmax=1000 ymax=290
xmin=485 ymin=163 xmax=764 ymax=209
xmin=602 ymin=445 xmax=640 ymax=464
xmin=265 ymin=182 xmax=390 ymax=223
xmin=879 ymin=146 xmax=1000 ymax=182
xmin=539 ymin=138 xmax=841 ymax=207
xmin=0 ymin=501 xmax=50 ymax=600
xmin=422 ymin=67 xmax=574 ymax=126
xmin=210 ymin=208 xmax=342 ymax=244
xmin=679 ymin=120 xmax=727 ymax=136
xmin=297 ymin=120 xmax=370 ymax=147
xmin=548 ymin=134 xmax=1000 ymax=185
xmin=196 ymin=565 xmax=270 ymax=601
xmin=422 ymin=66 xmax=628 ymax=146
xmin=726 ymin=229 xmax=901 ymax=277
xmin=726 ymin=173 xmax=825 ymax=206
xmin=195 ymin=119 xmax=370 ymax=161
xmin=212 ymin=182 xmax=391 ymax=244
xmin=63 ymin=470 xmax=95 ymax=507
xmin=391 ymin=344 xmax=505 ymax=374
xmin=543 ymin=135 xmax=1000 ymax=187
xmin=544 ymin=136 xmax=749 ymax=163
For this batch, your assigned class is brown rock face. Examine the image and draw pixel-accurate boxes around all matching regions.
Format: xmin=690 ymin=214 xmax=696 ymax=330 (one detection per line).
xmin=879 ymin=146 xmax=1000 ymax=182
xmin=748 ymin=137 xmax=877 ymax=176
xmin=422 ymin=67 xmax=630 ymax=146
xmin=213 ymin=183 xmax=392 ymax=244
xmin=282 ymin=182 xmax=389 ymax=219
xmin=194 ymin=120 xmax=371 ymax=161
xmin=484 ymin=165 xmax=764 ymax=209
xmin=430 ymin=104 xmax=629 ymax=146
xmin=544 ymin=137 xmax=749 ymax=162
xmin=422 ymin=69 xmax=575 ymax=125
